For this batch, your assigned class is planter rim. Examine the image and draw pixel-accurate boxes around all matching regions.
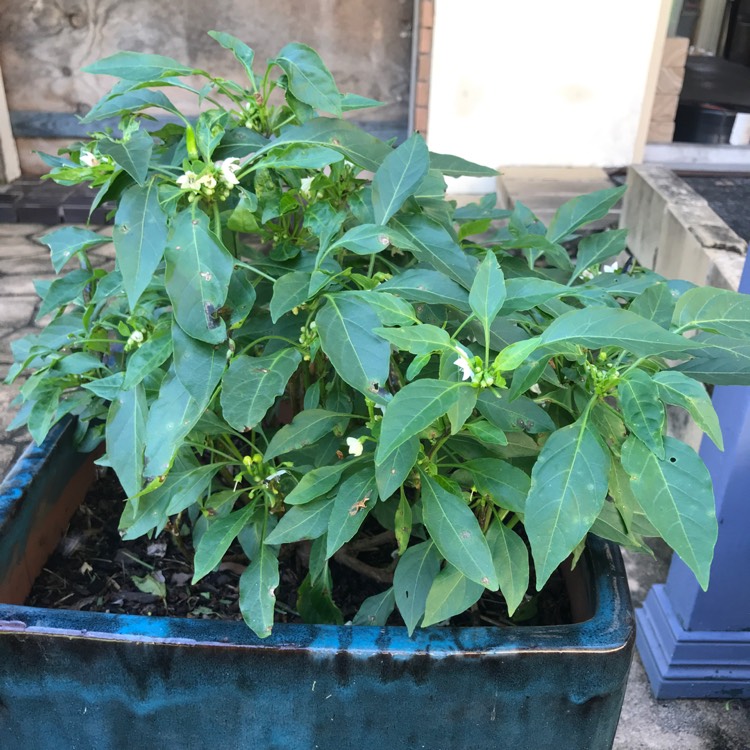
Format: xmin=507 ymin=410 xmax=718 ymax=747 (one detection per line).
xmin=0 ymin=420 xmax=634 ymax=658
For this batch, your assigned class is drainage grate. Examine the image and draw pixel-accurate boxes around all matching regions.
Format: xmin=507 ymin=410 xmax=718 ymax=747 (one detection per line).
xmin=0 ymin=179 xmax=112 ymax=225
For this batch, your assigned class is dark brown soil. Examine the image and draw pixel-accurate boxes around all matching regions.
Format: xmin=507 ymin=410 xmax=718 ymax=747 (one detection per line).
xmin=27 ymin=471 xmax=572 ymax=627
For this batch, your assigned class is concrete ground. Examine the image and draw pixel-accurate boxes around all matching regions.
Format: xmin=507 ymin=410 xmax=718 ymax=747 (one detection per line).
xmin=0 ymin=221 xmax=749 ymax=748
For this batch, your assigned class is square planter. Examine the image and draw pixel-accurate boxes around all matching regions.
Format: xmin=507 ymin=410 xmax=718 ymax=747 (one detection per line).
xmin=0 ymin=419 xmax=634 ymax=749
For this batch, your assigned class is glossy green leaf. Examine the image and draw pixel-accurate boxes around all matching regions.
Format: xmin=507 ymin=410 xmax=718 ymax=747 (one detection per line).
xmin=501 ymin=278 xmax=568 ymax=313
xmin=540 ymin=307 xmax=697 ymax=358
xmin=193 ymin=504 xmax=255 ymax=582
xmin=36 ymin=269 xmax=92 ymax=318
xmin=285 ymin=463 xmax=350 ymax=505
xmin=340 ymin=291 xmax=417 ymax=326
xmin=674 ymin=285 xmax=750 ymax=338
xmin=99 ymin=128 xmax=153 ymax=185
xmin=270 ymin=272 xmax=310 ymax=323
xmin=422 ymin=564 xmax=484 ymax=627
xmin=621 ymin=435 xmax=717 ymax=590
xmin=41 ymin=226 xmax=108 ymax=273
xmin=239 ymin=544 xmax=279 ymax=638
xmin=629 ymin=283 xmax=675 ymax=328
xmin=653 ymin=370 xmax=723 ymax=450
xmin=376 ymin=435 xmax=420 ymax=500
xmin=341 ymin=93 xmax=385 ymax=111
xmin=257 ymin=143 xmax=343 ymax=171
xmin=165 ymin=463 xmax=222 ymax=515
xmin=493 ymin=337 xmax=542 ymax=372
xmin=316 ymin=295 xmax=391 ymax=400
xmin=462 ymin=458 xmax=529 ymax=513
xmin=297 ymin=573 xmax=344 ymax=625
xmin=105 ymin=383 xmax=147 ymax=497
xmin=469 ymin=251 xmax=506 ymax=333
xmin=81 ymin=89 xmax=180 ymax=124
xmin=477 ymin=389 xmax=555 ymax=434
xmin=264 ymin=409 xmax=348 ymax=461
xmin=393 ymin=540 xmax=441 ymax=635
xmin=420 ymin=472 xmax=497 ymax=589
xmin=676 ymin=334 xmax=750 ymax=385
xmin=172 ymin=324 xmax=226 ymax=409
xmin=221 ymin=348 xmax=301 ymax=432
xmin=429 ymin=152 xmax=497 ymax=177
xmin=121 ymin=327 xmax=173 ymax=390
xmin=353 ymin=588 xmax=396 ymax=626
xmin=546 ymin=186 xmax=625 ymax=243
xmin=617 ymin=369 xmax=665 ymax=458
xmin=208 ymin=31 xmax=255 ymax=86
xmin=571 ymin=228 xmax=628 ymax=281
xmin=372 ymin=133 xmax=430 ymax=224
xmin=376 ymin=379 xmax=467 ymax=462
xmin=525 ymin=418 xmax=610 ymax=588
xmin=464 ymin=420 xmax=508 ymax=446
xmin=264 ymin=495 xmax=335 ymax=544
xmin=487 ymin=520 xmax=529 ymax=616
xmin=329 ymin=224 xmax=394 ymax=255
xmin=373 ymin=323 xmax=451 ymax=355
xmin=165 ymin=208 xmax=234 ymax=344
xmin=274 ymin=43 xmax=342 ymax=115
xmin=378 ymin=268 xmax=470 ymax=311
xmin=326 ymin=469 xmax=379 ymax=557
xmin=83 ymin=51 xmax=194 ymax=80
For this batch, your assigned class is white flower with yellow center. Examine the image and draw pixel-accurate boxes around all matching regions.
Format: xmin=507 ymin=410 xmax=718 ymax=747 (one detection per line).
xmin=346 ymin=437 xmax=364 ymax=457
xmin=176 ymin=171 xmax=201 ymax=191
xmin=602 ymin=261 xmax=619 ymax=274
xmin=215 ymin=158 xmax=241 ymax=187
xmin=454 ymin=354 xmax=474 ymax=381
xmin=79 ymin=150 xmax=100 ymax=168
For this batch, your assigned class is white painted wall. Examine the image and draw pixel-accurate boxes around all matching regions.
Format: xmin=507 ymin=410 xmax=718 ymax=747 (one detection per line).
xmin=428 ymin=0 xmax=669 ymax=180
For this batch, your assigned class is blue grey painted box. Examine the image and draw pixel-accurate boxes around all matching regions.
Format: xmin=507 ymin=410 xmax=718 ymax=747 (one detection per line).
xmin=0 ymin=420 xmax=634 ymax=749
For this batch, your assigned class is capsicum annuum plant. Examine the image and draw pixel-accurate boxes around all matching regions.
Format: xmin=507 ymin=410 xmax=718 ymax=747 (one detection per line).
xmin=7 ymin=32 xmax=750 ymax=638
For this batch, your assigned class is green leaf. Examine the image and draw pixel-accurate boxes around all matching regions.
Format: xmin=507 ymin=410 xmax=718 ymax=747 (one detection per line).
xmin=144 ymin=368 xmax=200 ymax=478
xmin=98 ymin=128 xmax=153 ymax=185
xmin=618 ymin=369 xmax=665 ymax=458
xmin=223 ymin=268 xmax=256 ymax=329
xmin=653 ymin=371 xmax=723 ymax=450
xmin=493 ymin=337 xmax=542 ymax=372
xmin=376 ymin=379 xmax=467 ymax=462
xmin=629 ymin=283 xmax=675 ymax=328
xmin=165 ymin=463 xmax=222 ymax=515
xmin=373 ymin=323 xmax=451 ymax=356
xmin=270 ymin=272 xmax=311 ymax=323
xmin=525 ymin=418 xmax=610 ymax=589
xmin=372 ymin=133 xmax=430 ymax=224
xmin=264 ymin=409 xmax=348 ymax=461
xmin=422 ymin=564 xmax=484 ymax=627
xmin=36 ymin=269 xmax=92 ymax=318
xmin=477 ymin=389 xmax=555 ymax=434
xmin=390 ymin=214 xmax=477 ymax=289
xmin=165 ymin=208 xmax=234 ymax=344
xmin=469 ymin=251 xmax=506 ymax=333
xmin=378 ymin=268 xmax=470 ymax=311
xmin=113 ymin=182 xmax=168 ymax=309
xmin=341 ymin=93 xmax=385 ymax=111
xmin=274 ymin=42 xmax=342 ymax=115
xmin=41 ymin=226 xmax=108 ymax=273
xmin=285 ymin=463 xmax=350 ymax=505
xmin=621 ymin=436 xmax=717 ymax=590
xmin=464 ymin=420 xmax=508 ymax=446
xmin=462 ymin=458 xmax=529 ymax=513
xmin=82 ymin=372 xmax=125 ymax=400
xmin=487 ymin=521 xmax=529 ymax=616
xmin=172 ymin=324 xmax=226 ymax=409
xmin=208 ymin=31 xmax=256 ymax=86
xmin=571 ymin=228 xmax=628 ymax=281
xmin=339 ymin=291 xmax=417 ymax=326
xmin=297 ymin=573 xmax=344 ymax=625
xmin=221 ymin=349 xmax=301 ymax=432
xmin=546 ymin=186 xmax=625 ymax=243
xmin=376 ymin=435 xmax=420 ymax=500
xmin=316 ymin=295 xmax=391 ymax=401
xmin=673 ymin=286 xmax=750 ymax=338
xmin=676 ymin=334 xmax=750 ymax=385
xmin=501 ymin=278 xmax=568 ymax=313
xmin=105 ymin=384 xmax=147 ymax=497
xmin=429 ymin=152 xmax=497 ymax=177
xmin=81 ymin=89 xmax=180 ymax=124
xmin=239 ymin=544 xmax=279 ymax=638
xmin=395 ymin=492 xmax=413 ymax=554
xmin=263 ymin=495 xmax=335 ymax=544
xmin=540 ymin=307 xmax=697 ymax=358
xmin=420 ymin=472 xmax=498 ymax=589
xmin=393 ymin=540 xmax=441 ymax=635
xmin=131 ymin=573 xmax=166 ymax=598
xmin=257 ymin=143 xmax=343 ymax=171
xmin=353 ymin=588 xmax=396 ymax=626
xmin=121 ymin=327 xmax=173 ymax=390
xmin=329 ymin=224 xmax=395 ymax=255
xmin=326 ymin=469 xmax=379 ymax=557
xmin=83 ymin=51 xmax=194 ymax=80
xmin=193 ymin=504 xmax=255 ymax=582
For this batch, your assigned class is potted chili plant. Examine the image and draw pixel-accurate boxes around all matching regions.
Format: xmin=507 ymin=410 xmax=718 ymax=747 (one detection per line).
xmin=2 ymin=32 xmax=747 ymax=749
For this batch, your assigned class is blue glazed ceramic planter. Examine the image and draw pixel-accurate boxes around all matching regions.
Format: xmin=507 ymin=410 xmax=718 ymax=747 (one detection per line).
xmin=0 ymin=420 xmax=634 ymax=750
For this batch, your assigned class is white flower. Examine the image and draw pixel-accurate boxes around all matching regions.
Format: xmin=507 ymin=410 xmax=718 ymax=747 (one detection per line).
xmin=176 ymin=170 xmax=200 ymax=190
xmin=580 ymin=269 xmax=595 ymax=281
xmin=529 ymin=383 xmax=542 ymax=395
xmin=299 ymin=176 xmax=314 ymax=197
xmin=602 ymin=261 xmax=619 ymax=274
xmin=79 ymin=150 xmax=100 ymax=167
xmin=215 ymin=158 xmax=241 ymax=187
xmin=264 ymin=469 xmax=288 ymax=484
xmin=454 ymin=355 xmax=474 ymax=381
xmin=199 ymin=173 xmax=217 ymax=190
xmin=346 ymin=437 xmax=364 ymax=457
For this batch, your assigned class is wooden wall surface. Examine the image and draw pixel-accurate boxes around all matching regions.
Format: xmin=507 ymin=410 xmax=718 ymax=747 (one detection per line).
xmin=0 ymin=0 xmax=414 ymax=174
